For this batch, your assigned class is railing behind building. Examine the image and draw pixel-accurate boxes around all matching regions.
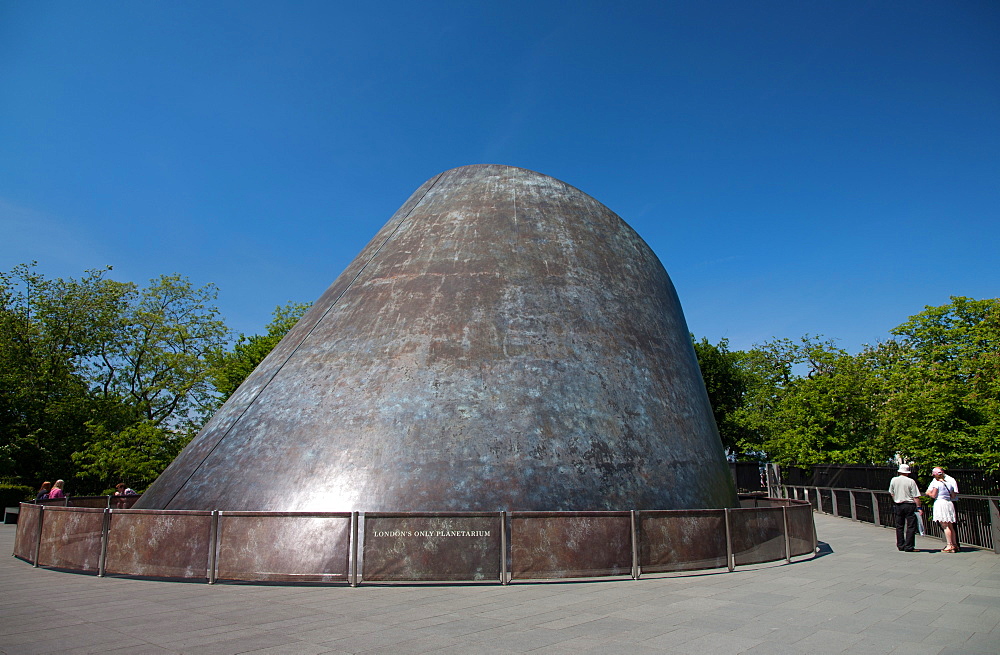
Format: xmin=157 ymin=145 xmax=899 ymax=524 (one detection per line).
xmin=784 ymin=485 xmax=1000 ymax=554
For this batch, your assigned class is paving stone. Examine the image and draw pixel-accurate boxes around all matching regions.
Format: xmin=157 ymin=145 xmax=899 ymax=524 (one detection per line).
xmin=2 ymin=513 xmax=999 ymax=655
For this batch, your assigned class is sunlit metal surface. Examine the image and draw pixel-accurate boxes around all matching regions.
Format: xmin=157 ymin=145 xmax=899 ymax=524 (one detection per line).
xmin=137 ymin=164 xmax=737 ymax=513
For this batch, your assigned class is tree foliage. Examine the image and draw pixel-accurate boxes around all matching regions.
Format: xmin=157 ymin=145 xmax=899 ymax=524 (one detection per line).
xmin=694 ymin=297 xmax=1000 ymax=472
xmin=71 ymin=421 xmax=194 ymax=492
xmin=0 ymin=264 xmax=230 ymax=491
xmin=210 ymin=301 xmax=310 ymax=401
xmin=879 ymin=297 xmax=1000 ymax=471
xmin=691 ymin=336 xmax=751 ymax=457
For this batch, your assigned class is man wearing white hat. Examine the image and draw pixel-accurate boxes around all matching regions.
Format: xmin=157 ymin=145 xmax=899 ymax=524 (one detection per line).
xmin=888 ymin=464 xmax=923 ymax=551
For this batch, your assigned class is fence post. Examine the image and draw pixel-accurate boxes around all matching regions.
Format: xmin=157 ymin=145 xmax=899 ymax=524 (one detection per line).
xmin=500 ymin=510 xmax=508 ymax=585
xmin=782 ymin=506 xmax=791 ymax=564
xmin=849 ymin=490 xmax=858 ymax=521
xmin=724 ymin=508 xmax=734 ymax=572
xmin=811 ymin=506 xmax=818 ymax=555
xmin=831 ymin=490 xmax=839 ymax=517
xmin=32 ymin=505 xmax=44 ymax=567
xmin=207 ymin=510 xmax=219 ymax=584
xmin=350 ymin=511 xmax=359 ymax=587
xmin=98 ymin=508 xmax=110 ymax=577
xmin=990 ymin=499 xmax=1000 ymax=556
xmin=630 ymin=510 xmax=638 ymax=580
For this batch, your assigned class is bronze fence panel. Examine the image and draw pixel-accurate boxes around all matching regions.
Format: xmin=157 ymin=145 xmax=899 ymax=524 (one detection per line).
xmin=111 ymin=495 xmax=142 ymax=510
xmin=36 ymin=498 xmax=69 ymax=507
xmin=853 ymin=491 xmax=875 ymax=523
xmin=362 ymin=513 xmax=501 ymax=582
xmin=785 ymin=504 xmax=815 ymax=557
xmin=818 ymin=489 xmax=833 ymax=514
xmin=638 ymin=509 xmax=728 ymax=573
xmin=14 ymin=501 xmax=819 ymax=583
xmin=833 ymin=490 xmax=852 ymax=518
xmin=104 ymin=510 xmax=213 ymax=579
xmin=36 ymin=506 xmax=105 ymax=572
xmin=953 ymin=497 xmax=994 ymax=550
xmin=66 ymin=496 xmax=111 ymax=508
xmin=216 ymin=512 xmax=352 ymax=583
xmin=13 ymin=503 xmax=42 ymax=561
xmin=510 ymin=511 xmax=631 ymax=579
xmin=873 ymin=492 xmax=895 ymax=527
xmin=731 ymin=507 xmax=786 ymax=565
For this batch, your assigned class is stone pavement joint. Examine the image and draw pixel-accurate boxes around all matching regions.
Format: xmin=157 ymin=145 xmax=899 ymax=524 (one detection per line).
xmin=1 ymin=513 xmax=998 ymax=654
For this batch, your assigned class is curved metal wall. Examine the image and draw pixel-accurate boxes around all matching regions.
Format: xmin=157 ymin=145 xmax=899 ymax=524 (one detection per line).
xmin=137 ymin=165 xmax=736 ymax=513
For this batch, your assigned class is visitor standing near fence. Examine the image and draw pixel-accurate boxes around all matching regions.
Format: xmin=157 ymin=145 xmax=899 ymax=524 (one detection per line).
xmin=888 ymin=464 xmax=922 ymax=552
xmin=927 ymin=467 xmax=960 ymax=553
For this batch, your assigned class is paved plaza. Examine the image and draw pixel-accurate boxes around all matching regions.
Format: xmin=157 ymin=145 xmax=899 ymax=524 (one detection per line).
xmin=1 ymin=512 xmax=998 ymax=654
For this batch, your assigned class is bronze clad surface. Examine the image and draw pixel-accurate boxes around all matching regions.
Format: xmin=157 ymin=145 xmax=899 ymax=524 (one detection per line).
xmin=137 ymin=165 xmax=736 ymax=513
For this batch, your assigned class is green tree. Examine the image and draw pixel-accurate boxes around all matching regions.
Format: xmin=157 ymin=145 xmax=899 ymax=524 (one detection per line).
xmin=879 ymin=297 xmax=1000 ymax=472
xmin=72 ymin=421 xmax=193 ymax=492
xmin=729 ymin=336 xmax=885 ymax=466
xmin=88 ymin=273 xmax=231 ymax=428
xmin=0 ymin=264 xmax=231 ymax=490
xmin=691 ymin=336 xmax=752 ymax=458
xmin=0 ymin=265 xmax=133 ymax=482
xmin=211 ymin=301 xmax=310 ymax=400
xmin=762 ymin=347 xmax=883 ymax=466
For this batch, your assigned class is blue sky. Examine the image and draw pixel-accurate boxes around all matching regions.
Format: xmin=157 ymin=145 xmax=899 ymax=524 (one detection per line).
xmin=1 ymin=1 xmax=997 ymax=353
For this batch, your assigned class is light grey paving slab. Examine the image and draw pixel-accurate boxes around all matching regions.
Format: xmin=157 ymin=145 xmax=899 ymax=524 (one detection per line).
xmin=2 ymin=512 xmax=999 ymax=655
xmin=175 ymin=633 xmax=298 ymax=655
xmin=887 ymin=642 xmax=946 ymax=655
xmin=319 ymin=626 xmax=433 ymax=652
xmin=667 ymin=631 xmax=764 ymax=654
xmin=786 ymin=627 xmax=865 ymax=653
xmin=87 ymin=644 xmax=182 ymax=655
xmin=243 ymin=643 xmax=337 ymax=655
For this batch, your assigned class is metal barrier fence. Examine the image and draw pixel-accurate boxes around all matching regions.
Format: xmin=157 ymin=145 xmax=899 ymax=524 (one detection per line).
xmin=784 ymin=485 xmax=1000 ymax=554
xmin=11 ymin=496 xmax=815 ymax=585
xmin=33 ymin=495 xmax=143 ymax=509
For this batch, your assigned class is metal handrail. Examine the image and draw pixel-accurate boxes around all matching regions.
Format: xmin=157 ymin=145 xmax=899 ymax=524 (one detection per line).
xmin=783 ymin=484 xmax=999 ymax=553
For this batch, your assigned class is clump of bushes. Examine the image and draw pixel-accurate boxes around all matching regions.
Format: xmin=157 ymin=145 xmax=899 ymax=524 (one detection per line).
xmin=0 ymin=484 xmax=34 ymax=508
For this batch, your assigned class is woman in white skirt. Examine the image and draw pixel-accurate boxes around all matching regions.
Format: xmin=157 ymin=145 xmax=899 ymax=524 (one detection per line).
xmin=926 ymin=467 xmax=959 ymax=552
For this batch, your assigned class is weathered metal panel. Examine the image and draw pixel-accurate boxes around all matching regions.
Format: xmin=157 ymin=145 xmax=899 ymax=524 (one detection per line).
xmin=786 ymin=504 xmax=815 ymax=557
xmin=216 ymin=512 xmax=351 ymax=582
xmin=362 ymin=513 xmax=501 ymax=581
xmin=731 ymin=507 xmax=786 ymax=565
xmin=36 ymin=506 xmax=105 ymax=571
xmin=639 ymin=510 xmax=728 ymax=573
xmin=104 ymin=510 xmax=212 ymax=579
xmin=13 ymin=503 xmax=41 ymax=561
xmin=137 ymin=165 xmax=736 ymax=516
xmin=67 ymin=496 xmax=110 ymax=508
xmin=510 ymin=511 xmax=631 ymax=579
xmin=111 ymin=495 xmax=142 ymax=510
